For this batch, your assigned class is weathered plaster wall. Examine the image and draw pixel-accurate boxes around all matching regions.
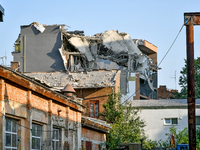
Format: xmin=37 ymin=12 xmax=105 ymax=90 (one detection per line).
xmin=0 ymin=77 xmax=83 ymax=150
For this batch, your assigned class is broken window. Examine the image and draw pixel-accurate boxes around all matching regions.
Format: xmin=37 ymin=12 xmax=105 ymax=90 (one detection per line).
xmin=89 ymin=100 xmax=99 ymax=118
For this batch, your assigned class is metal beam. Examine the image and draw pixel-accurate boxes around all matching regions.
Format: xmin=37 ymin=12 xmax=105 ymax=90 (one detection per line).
xmin=184 ymin=12 xmax=200 ymax=25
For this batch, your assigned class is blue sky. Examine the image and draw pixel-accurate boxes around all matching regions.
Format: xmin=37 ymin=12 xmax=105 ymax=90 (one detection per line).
xmin=1 ymin=0 xmax=200 ymax=92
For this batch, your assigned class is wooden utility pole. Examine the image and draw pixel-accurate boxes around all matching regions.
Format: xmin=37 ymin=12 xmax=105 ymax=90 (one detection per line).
xmin=184 ymin=12 xmax=200 ymax=150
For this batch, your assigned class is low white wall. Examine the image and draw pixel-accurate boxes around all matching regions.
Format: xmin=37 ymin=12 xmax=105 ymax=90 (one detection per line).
xmin=138 ymin=108 xmax=200 ymax=141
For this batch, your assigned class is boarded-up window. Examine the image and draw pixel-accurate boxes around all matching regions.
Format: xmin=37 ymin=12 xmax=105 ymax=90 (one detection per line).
xmin=89 ymin=100 xmax=99 ymax=118
xmin=86 ymin=141 xmax=92 ymax=150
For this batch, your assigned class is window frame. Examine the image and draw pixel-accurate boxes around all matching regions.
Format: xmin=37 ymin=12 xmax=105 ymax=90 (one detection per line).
xmin=32 ymin=123 xmax=42 ymax=150
xmin=164 ymin=118 xmax=178 ymax=125
xmin=89 ymin=100 xmax=99 ymax=118
xmin=196 ymin=116 xmax=200 ymax=125
xmin=52 ymin=128 xmax=59 ymax=150
xmin=5 ymin=117 xmax=18 ymax=150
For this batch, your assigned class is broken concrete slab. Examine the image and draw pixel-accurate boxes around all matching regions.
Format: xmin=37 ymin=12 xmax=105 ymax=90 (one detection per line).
xmin=68 ymin=37 xmax=94 ymax=62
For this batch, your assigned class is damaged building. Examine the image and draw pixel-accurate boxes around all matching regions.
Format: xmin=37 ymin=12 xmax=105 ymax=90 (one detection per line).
xmin=9 ymin=22 xmax=158 ymax=149
xmin=0 ymin=65 xmax=111 ymax=150
xmin=12 ymin=22 xmax=158 ymax=101
xmin=0 ymin=65 xmax=85 ymax=150
xmin=24 ymin=70 xmax=121 ymax=118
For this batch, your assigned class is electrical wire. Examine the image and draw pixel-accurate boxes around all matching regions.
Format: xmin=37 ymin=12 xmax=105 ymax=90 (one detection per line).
xmin=122 ymin=23 xmax=185 ymax=104
xmin=158 ymin=24 xmax=184 ymax=67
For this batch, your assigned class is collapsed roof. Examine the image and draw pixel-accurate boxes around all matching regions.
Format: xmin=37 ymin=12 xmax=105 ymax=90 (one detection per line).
xmin=13 ymin=23 xmax=157 ymax=94
xmin=60 ymin=29 xmax=155 ymax=90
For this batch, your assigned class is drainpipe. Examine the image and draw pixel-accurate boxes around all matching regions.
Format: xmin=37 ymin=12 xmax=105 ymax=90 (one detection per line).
xmin=24 ymin=35 xmax=26 ymax=72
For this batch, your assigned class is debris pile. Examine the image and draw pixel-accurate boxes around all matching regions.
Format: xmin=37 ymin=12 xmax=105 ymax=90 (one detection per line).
xmin=60 ymin=30 xmax=154 ymax=90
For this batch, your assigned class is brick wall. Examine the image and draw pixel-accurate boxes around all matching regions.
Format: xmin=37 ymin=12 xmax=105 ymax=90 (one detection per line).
xmin=0 ymin=66 xmax=85 ymax=150
xmin=76 ymin=87 xmax=113 ymax=118
xmin=157 ymin=85 xmax=177 ymax=99
xmin=82 ymin=127 xmax=106 ymax=150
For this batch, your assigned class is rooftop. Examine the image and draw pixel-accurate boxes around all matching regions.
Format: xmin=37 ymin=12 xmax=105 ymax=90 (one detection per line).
xmin=82 ymin=116 xmax=111 ymax=133
xmin=128 ymin=99 xmax=200 ymax=108
xmin=0 ymin=65 xmax=85 ymax=112
xmin=24 ymin=70 xmax=120 ymax=90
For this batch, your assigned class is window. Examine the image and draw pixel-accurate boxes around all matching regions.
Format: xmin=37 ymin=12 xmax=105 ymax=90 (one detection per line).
xmin=32 ymin=123 xmax=42 ymax=150
xmin=5 ymin=117 xmax=18 ymax=150
xmin=164 ymin=118 xmax=178 ymax=125
xmin=89 ymin=101 xmax=99 ymax=118
xmin=86 ymin=141 xmax=92 ymax=150
xmin=196 ymin=116 xmax=200 ymax=125
xmin=52 ymin=128 xmax=59 ymax=150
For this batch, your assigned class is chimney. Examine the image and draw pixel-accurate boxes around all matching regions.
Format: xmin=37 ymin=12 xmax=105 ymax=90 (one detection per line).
xmin=11 ymin=61 xmax=20 ymax=71
xmin=62 ymin=84 xmax=76 ymax=98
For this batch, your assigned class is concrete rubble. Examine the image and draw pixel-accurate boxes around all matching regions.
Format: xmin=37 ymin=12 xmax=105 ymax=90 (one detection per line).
xmin=60 ymin=29 xmax=154 ymax=91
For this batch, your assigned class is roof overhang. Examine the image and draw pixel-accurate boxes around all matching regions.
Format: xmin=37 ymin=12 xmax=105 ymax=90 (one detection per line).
xmin=81 ymin=117 xmax=111 ymax=133
xmin=0 ymin=65 xmax=86 ymax=112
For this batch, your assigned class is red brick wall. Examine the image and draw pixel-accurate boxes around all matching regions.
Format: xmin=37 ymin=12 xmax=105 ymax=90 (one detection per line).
xmin=3 ymin=80 xmax=81 ymax=123
xmin=31 ymin=93 xmax=49 ymax=112
xmin=82 ymin=127 xmax=106 ymax=150
xmin=76 ymin=87 xmax=113 ymax=118
xmin=6 ymin=83 xmax=27 ymax=104
xmin=158 ymin=85 xmax=176 ymax=99
xmin=51 ymin=103 xmax=67 ymax=118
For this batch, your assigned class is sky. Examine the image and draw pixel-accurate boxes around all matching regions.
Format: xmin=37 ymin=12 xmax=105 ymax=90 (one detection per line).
xmin=1 ymin=0 xmax=200 ymax=92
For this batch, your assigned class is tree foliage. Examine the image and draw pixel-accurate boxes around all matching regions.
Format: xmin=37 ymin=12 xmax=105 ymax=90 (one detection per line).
xmin=100 ymin=92 xmax=146 ymax=149
xmin=143 ymin=126 xmax=200 ymax=149
xmin=174 ymin=57 xmax=200 ymax=99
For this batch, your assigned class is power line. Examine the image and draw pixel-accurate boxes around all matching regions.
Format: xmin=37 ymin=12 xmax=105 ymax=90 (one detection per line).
xmin=158 ymin=24 xmax=184 ymax=67
xmin=122 ymin=23 xmax=185 ymax=104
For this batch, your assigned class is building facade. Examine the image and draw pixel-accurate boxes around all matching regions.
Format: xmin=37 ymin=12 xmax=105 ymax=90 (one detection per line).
xmin=12 ymin=23 xmax=158 ymax=101
xmin=129 ymin=99 xmax=200 ymax=141
xmin=158 ymin=85 xmax=177 ymax=99
xmin=0 ymin=65 xmax=85 ymax=150
xmin=24 ymin=70 xmax=121 ymax=119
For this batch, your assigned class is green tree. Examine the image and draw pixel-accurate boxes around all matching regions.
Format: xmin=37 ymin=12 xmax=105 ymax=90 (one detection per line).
xmin=100 ymin=92 xmax=146 ymax=149
xmin=174 ymin=57 xmax=200 ymax=99
xmin=165 ymin=126 xmax=188 ymax=146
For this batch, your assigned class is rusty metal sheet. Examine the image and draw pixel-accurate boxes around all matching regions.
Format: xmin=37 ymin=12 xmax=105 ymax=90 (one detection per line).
xmin=184 ymin=12 xmax=200 ymax=25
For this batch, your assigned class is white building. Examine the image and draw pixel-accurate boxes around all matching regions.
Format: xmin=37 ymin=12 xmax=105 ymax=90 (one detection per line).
xmin=129 ymin=99 xmax=200 ymax=141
